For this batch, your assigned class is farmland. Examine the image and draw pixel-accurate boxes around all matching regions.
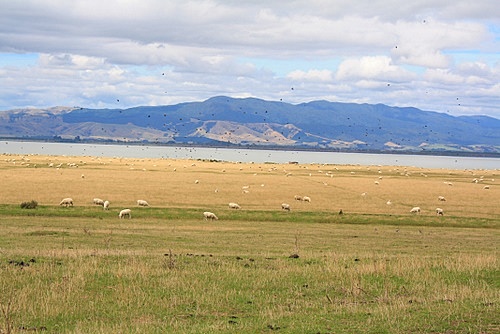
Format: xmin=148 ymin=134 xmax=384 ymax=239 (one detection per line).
xmin=0 ymin=154 xmax=498 ymax=333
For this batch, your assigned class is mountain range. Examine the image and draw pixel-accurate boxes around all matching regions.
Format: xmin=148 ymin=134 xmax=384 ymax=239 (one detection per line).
xmin=1 ymin=96 xmax=499 ymax=154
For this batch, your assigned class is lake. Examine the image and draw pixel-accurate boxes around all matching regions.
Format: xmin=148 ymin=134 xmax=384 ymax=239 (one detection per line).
xmin=1 ymin=140 xmax=499 ymax=170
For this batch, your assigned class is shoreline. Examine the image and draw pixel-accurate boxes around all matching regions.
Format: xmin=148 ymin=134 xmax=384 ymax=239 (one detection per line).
xmin=2 ymin=140 xmax=500 ymax=170
xmin=2 ymin=138 xmax=500 ymax=159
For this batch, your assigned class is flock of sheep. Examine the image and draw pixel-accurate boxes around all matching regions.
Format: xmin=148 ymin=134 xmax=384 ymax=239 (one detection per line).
xmin=59 ymin=197 xmax=147 ymax=219
xmin=60 ymin=196 xmax=234 ymax=221
xmin=59 ymin=193 xmax=447 ymax=221
xmin=4 ymin=154 xmax=496 ymax=222
xmin=39 ymin=156 xmax=492 ymax=221
xmin=58 ymin=195 xmax=301 ymax=221
xmin=56 ymin=172 xmax=493 ymax=221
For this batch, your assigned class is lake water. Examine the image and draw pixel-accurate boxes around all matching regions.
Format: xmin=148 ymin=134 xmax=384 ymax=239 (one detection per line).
xmin=1 ymin=140 xmax=499 ymax=170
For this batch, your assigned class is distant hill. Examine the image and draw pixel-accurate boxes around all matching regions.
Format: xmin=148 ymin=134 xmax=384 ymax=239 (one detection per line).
xmin=1 ymin=96 xmax=499 ymax=154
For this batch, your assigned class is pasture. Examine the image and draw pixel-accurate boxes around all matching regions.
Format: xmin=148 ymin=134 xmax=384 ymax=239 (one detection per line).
xmin=0 ymin=153 xmax=498 ymax=333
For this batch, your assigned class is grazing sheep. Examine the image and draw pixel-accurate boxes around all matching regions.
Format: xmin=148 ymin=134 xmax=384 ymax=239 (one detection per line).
xmin=436 ymin=208 xmax=444 ymax=216
xmin=281 ymin=203 xmax=291 ymax=211
xmin=228 ymin=202 xmax=241 ymax=209
xmin=483 ymin=185 xmax=490 ymax=189
xmin=137 ymin=199 xmax=149 ymax=207
xmin=294 ymin=195 xmax=302 ymax=201
xmin=302 ymin=196 xmax=311 ymax=202
xmin=59 ymin=198 xmax=73 ymax=207
xmin=119 ymin=209 xmax=131 ymax=219
xmin=93 ymin=198 xmax=105 ymax=206
xmin=203 ymin=211 xmax=218 ymax=220
xmin=410 ymin=207 xmax=421 ymax=214
xmin=438 ymin=196 xmax=446 ymax=202
xmin=103 ymin=200 xmax=110 ymax=210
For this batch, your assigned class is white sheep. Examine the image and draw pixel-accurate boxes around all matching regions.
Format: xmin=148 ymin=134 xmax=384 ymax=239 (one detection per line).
xmin=228 ymin=202 xmax=241 ymax=209
xmin=93 ymin=198 xmax=105 ymax=206
xmin=103 ymin=200 xmax=110 ymax=210
xmin=302 ymin=196 xmax=311 ymax=202
xmin=119 ymin=209 xmax=131 ymax=219
xmin=203 ymin=211 xmax=218 ymax=220
xmin=436 ymin=208 xmax=444 ymax=216
xmin=294 ymin=195 xmax=303 ymax=201
xmin=438 ymin=196 xmax=446 ymax=202
xmin=137 ymin=199 xmax=149 ymax=207
xmin=59 ymin=198 xmax=73 ymax=207
xmin=410 ymin=207 xmax=421 ymax=214
xmin=281 ymin=203 xmax=291 ymax=211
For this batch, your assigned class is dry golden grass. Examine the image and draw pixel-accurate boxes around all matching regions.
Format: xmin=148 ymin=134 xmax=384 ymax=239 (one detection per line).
xmin=1 ymin=153 xmax=498 ymax=218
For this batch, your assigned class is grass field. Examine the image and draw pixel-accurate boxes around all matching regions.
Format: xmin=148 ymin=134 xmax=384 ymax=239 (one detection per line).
xmin=0 ymin=153 xmax=498 ymax=333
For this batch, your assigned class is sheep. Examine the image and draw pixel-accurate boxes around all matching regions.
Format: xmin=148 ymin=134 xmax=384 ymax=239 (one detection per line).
xmin=281 ymin=203 xmax=291 ymax=211
xmin=294 ymin=195 xmax=302 ymax=201
xmin=410 ymin=207 xmax=421 ymax=214
xmin=438 ymin=196 xmax=446 ymax=202
xmin=302 ymin=196 xmax=311 ymax=202
xmin=436 ymin=208 xmax=444 ymax=216
xmin=137 ymin=199 xmax=149 ymax=207
xmin=59 ymin=198 xmax=73 ymax=207
xmin=483 ymin=185 xmax=490 ymax=189
xmin=93 ymin=198 xmax=105 ymax=206
xmin=119 ymin=209 xmax=131 ymax=219
xmin=203 ymin=211 xmax=218 ymax=220
xmin=103 ymin=200 xmax=110 ymax=210
xmin=228 ymin=202 xmax=241 ymax=209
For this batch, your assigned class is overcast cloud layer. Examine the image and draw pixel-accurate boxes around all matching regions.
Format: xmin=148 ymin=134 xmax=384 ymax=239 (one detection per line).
xmin=1 ymin=0 xmax=499 ymax=118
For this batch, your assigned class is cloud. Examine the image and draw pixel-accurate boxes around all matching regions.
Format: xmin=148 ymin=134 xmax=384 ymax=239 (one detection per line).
xmin=0 ymin=0 xmax=498 ymax=118
xmin=287 ymin=69 xmax=333 ymax=82
xmin=336 ymin=56 xmax=415 ymax=82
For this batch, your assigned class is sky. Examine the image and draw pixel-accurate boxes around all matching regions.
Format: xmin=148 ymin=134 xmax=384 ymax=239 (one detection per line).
xmin=1 ymin=0 xmax=499 ymax=119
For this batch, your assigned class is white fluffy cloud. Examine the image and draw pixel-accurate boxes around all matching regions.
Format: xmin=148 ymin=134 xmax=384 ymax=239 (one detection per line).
xmin=336 ymin=56 xmax=416 ymax=82
xmin=0 ymin=0 xmax=498 ymax=118
xmin=287 ymin=69 xmax=333 ymax=82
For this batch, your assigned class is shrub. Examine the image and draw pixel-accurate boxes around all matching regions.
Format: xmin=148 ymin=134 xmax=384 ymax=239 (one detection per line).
xmin=20 ymin=200 xmax=38 ymax=209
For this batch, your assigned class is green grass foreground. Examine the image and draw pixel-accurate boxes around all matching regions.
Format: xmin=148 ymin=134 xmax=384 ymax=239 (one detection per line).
xmin=0 ymin=206 xmax=498 ymax=334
